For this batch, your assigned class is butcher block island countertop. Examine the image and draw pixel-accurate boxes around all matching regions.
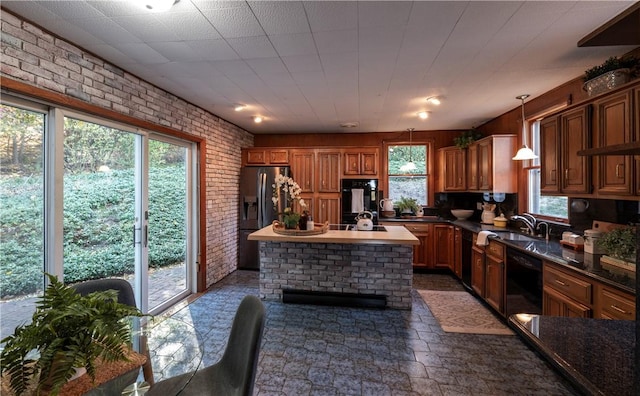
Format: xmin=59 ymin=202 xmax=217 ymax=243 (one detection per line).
xmin=248 ymin=225 xmax=419 ymax=309
xmin=247 ymin=225 xmax=420 ymax=245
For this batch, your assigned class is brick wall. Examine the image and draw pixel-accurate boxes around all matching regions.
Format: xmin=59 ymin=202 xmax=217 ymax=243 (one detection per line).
xmin=259 ymin=242 xmax=413 ymax=309
xmin=0 ymin=11 xmax=254 ymax=288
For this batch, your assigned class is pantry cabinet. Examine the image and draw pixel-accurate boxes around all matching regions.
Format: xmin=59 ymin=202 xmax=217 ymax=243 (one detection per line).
xmin=317 ymin=151 xmax=341 ymax=193
xmin=594 ymin=91 xmax=633 ymax=195
xmin=291 ymin=150 xmax=315 ymax=193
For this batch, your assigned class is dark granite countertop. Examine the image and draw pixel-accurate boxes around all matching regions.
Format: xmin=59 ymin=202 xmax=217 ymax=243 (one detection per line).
xmin=510 ymin=314 xmax=635 ymax=396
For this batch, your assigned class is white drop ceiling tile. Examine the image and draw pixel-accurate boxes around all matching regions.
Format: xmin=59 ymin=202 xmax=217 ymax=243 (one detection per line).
xmin=281 ymin=54 xmax=323 ymax=73
xmin=290 ymin=71 xmax=327 ymax=87
xmin=147 ymin=42 xmax=203 ymax=62
xmin=153 ymin=12 xmax=222 ymax=41
xmin=226 ymin=36 xmax=277 ymax=59
xmin=246 ymin=57 xmax=289 ymax=77
xmin=190 ymin=1 xmax=251 ymax=11
xmin=200 ymin=7 xmax=264 ymax=39
xmin=185 ymin=39 xmax=240 ymax=62
xmin=2 ymin=2 xmax=58 ymax=21
xmin=320 ymin=52 xmax=358 ymax=79
xmin=112 ymin=15 xmax=180 ymax=43
xmin=304 ymin=1 xmax=357 ymax=32
xmin=250 ymin=1 xmax=310 ymax=35
xmin=358 ymin=26 xmax=405 ymax=54
xmin=39 ymin=1 xmax=105 ymax=19
xmin=88 ymin=44 xmax=135 ymax=67
xmin=111 ymin=42 xmax=169 ymax=64
xmin=43 ymin=21 xmax=105 ymax=46
xmin=71 ymin=17 xmax=143 ymax=44
xmin=357 ymin=1 xmax=412 ymax=28
xmin=313 ymin=30 xmax=358 ymax=54
xmin=406 ymin=1 xmax=467 ymax=28
xmin=210 ymin=60 xmax=255 ymax=78
xmin=270 ymin=33 xmax=316 ymax=57
xmin=87 ymin=1 xmax=150 ymax=17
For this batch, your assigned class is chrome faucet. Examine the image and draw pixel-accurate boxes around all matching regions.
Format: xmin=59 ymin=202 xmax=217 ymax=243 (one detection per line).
xmin=536 ymin=222 xmax=550 ymax=241
xmin=510 ymin=215 xmax=536 ymax=235
xmin=521 ymin=213 xmax=537 ymax=228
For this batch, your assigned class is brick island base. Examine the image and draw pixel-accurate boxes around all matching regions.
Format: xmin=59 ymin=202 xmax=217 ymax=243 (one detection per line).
xmin=258 ymin=241 xmax=413 ymax=309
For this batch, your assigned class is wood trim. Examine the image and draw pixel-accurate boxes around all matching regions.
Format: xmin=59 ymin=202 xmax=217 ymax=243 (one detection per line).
xmin=1 ymin=75 xmax=210 ymax=291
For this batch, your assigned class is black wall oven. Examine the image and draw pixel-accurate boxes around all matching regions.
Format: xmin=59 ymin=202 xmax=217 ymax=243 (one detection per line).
xmin=505 ymin=247 xmax=543 ymax=317
xmin=341 ymin=179 xmax=378 ymax=224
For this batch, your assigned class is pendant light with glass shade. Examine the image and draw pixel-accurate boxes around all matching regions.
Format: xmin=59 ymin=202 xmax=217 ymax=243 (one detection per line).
xmin=400 ymin=128 xmax=417 ymax=172
xmin=512 ymin=94 xmax=538 ymax=160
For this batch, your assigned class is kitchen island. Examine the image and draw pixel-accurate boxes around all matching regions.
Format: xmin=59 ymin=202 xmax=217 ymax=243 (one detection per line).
xmin=248 ymin=225 xmax=419 ymax=309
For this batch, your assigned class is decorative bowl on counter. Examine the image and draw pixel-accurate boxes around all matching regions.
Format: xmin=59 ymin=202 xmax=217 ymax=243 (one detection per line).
xmin=451 ymin=209 xmax=474 ymax=220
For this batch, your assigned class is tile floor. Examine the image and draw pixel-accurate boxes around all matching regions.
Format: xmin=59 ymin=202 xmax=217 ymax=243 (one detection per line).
xmin=167 ymin=270 xmax=578 ymax=396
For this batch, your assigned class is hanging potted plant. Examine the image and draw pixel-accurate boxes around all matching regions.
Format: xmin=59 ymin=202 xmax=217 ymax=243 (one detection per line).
xmin=0 ymin=274 xmax=145 ymax=396
xmin=583 ymin=56 xmax=639 ymax=96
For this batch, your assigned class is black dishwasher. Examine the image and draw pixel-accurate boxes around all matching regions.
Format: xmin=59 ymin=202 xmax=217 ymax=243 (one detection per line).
xmin=505 ymin=247 xmax=543 ymax=317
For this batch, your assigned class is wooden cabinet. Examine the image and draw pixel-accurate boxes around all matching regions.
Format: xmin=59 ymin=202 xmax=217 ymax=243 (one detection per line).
xmin=403 ymin=223 xmax=432 ymax=269
xmin=317 ymin=196 xmax=340 ymax=224
xmin=433 ymin=224 xmax=454 ymax=269
xmin=466 ymin=135 xmax=516 ymax=193
xmin=636 ymin=88 xmax=640 ymax=195
xmin=540 ymin=116 xmax=560 ymax=193
xmin=560 ymin=105 xmax=592 ymax=194
xmin=467 ymin=144 xmax=478 ymax=190
xmin=244 ymin=148 xmax=289 ymax=165
xmin=596 ymin=286 xmax=635 ymax=320
xmin=484 ymin=240 xmax=505 ymax=314
xmin=471 ymin=242 xmax=485 ymax=297
xmin=453 ymin=227 xmax=462 ymax=278
xmin=540 ymin=105 xmax=592 ymax=195
xmin=317 ymin=151 xmax=341 ymax=193
xmin=438 ymin=147 xmax=466 ymax=191
xmin=291 ymin=150 xmax=315 ymax=193
xmin=594 ymin=91 xmax=632 ymax=195
xmin=343 ymin=149 xmax=378 ymax=176
xmin=543 ymin=262 xmax=594 ymax=318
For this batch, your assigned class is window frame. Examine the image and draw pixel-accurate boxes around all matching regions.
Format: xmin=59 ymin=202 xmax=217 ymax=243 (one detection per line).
xmin=383 ymin=138 xmax=434 ymax=207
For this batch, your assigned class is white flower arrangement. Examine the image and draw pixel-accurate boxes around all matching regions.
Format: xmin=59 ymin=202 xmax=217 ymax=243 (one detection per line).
xmin=272 ymin=174 xmax=307 ymax=210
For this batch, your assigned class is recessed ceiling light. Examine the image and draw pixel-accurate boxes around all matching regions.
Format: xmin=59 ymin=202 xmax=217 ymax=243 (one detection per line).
xmin=340 ymin=122 xmax=359 ymax=128
xmin=417 ymin=111 xmax=429 ymax=119
xmin=426 ymin=96 xmax=441 ymax=105
xmin=137 ymin=0 xmax=178 ymax=12
xmin=253 ymin=116 xmax=263 ymax=123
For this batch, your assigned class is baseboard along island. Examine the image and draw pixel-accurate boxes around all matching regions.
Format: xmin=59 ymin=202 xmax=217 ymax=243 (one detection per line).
xmin=248 ymin=225 xmax=419 ymax=309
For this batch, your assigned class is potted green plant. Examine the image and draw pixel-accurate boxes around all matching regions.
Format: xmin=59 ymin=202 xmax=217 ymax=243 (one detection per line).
xmin=453 ymin=128 xmax=482 ymax=149
xmin=1 ymin=274 xmax=145 ymax=396
xmin=395 ymin=196 xmax=420 ymax=215
xmin=583 ymin=56 xmax=638 ymax=96
xmin=597 ymin=227 xmax=637 ymax=273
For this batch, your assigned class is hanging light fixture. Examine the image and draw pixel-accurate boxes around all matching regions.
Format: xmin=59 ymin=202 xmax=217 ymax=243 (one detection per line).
xmin=400 ymin=128 xmax=417 ymax=172
xmin=512 ymin=94 xmax=538 ymax=161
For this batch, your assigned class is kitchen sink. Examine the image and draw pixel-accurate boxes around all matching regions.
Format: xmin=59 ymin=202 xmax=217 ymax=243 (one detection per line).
xmin=493 ymin=231 xmax=540 ymax=243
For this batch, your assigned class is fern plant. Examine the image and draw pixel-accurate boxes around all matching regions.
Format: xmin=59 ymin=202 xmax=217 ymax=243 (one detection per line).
xmin=583 ymin=56 xmax=639 ymax=82
xmin=0 ymin=274 xmax=145 ymax=395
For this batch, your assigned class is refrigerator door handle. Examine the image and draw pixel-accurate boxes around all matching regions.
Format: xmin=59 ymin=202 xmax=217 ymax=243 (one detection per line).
xmin=258 ymin=171 xmax=266 ymax=228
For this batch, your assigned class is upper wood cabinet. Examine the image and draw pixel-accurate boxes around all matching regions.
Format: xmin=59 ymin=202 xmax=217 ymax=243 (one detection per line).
xmin=438 ymin=147 xmax=466 ymax=191
xmin=467 ymin=144 xmax=478 ymax=190
xmin=343 ymin=149 xmax=378 ymax=176
xmin=594 ymin=91 xmax=632 ymax=196
xmin=244 ymin=148 xmax=289 ymax=165
xmin=317 ymin=151 xmax=341 ymax=192
xmin=541 ymin=105 xmax=592 ymax=195
xmin=466 ymin=135 xmax=517 ymax=193
xmin=291 ymin=150 xmax=315 ymax=193
xmin=540 ymin=117 xmax=561 ymax=193
xmin=636 ymin=88 xmax=640 ymax=195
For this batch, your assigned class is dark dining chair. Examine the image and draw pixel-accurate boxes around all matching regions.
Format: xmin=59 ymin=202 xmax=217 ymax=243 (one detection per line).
xmin=147 ymin=295 xmax=266 ymax=396
xmin=70 ymin=278 xmax=154 ymax=385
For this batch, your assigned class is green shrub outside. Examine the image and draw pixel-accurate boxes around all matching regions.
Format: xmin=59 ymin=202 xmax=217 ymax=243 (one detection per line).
xmin=1 ymin=165 xmax=186 ymax=298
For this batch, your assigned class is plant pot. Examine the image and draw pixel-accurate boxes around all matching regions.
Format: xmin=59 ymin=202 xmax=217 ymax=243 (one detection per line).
xmin=583 ymin=68 xmax=631 ymax=97
xmin=600 ymin=255 xmax=635 ymax=276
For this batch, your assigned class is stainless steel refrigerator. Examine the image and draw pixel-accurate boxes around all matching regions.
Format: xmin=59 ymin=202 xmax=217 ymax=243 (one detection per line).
xmin=238 ymin=166 xmax=290 ymax=269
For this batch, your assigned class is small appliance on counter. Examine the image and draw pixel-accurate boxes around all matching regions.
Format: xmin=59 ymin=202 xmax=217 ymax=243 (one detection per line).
xmin=560 ymin=231 xmax=585 ymax=251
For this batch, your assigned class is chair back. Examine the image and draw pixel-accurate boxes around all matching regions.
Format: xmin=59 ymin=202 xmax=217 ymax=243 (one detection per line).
xmin=70 ymin=278 xmax=137 ymax=307
xmin=219 ymin=295 xmax=266 ymax=396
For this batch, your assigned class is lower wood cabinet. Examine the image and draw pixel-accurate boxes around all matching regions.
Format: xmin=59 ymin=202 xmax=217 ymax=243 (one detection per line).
xmin=471 ymin=244 xmax=485 ymax=297
xmin=543 ymin=261 xmax=635 ymax=320
xmin=453 ymin=227 xmax=462 ymax=278
xmin=317 ymin=196 xmax=340 ymax=225
xmin=403 ymin=223 xmax=432 ymax=269
xmin=484 ymin=240 xmax=505 ymax=315
xmin=380 ymin=222 xmax=454 ymax=270
xmin=432 ymin=224 xmax=454 ymax=269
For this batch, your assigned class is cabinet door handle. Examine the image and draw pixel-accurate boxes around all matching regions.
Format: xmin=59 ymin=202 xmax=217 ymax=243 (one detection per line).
xmin=564 ymin=168 xmax=569 ymax=180
xmin=554 ymin=279 xmax=568 ymax=287
xmin=550 ymin=169 xmax=556 ymax=182
xmin=615 ymin=164 xmax=624 ymax=178
xmin=610 ymin=304 xmax=630 ymax=315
